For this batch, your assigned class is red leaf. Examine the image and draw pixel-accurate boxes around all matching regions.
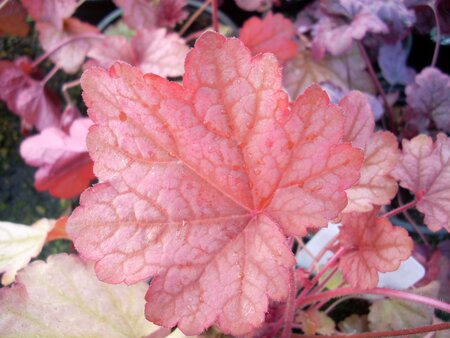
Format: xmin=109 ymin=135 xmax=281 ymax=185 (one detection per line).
xmin=239 ymin=12 xmax=298 ymax=64
xmin=67 ymin=32 xmax=362 ymax=335
xmin=340 ymin=92 xmax=399 ymax=212
xmin=339 ymin=209 xmax=413 ymax=289
xmin=0 ymin=60 xmax=60 ymax=131
xmin=0 ymin=0 xmax=29 ymax=37
xmin=20 ymin=118 xmax=95 ymax=199
xmin=394 ymin=133 xmax=450 ymax=232
xmin=87 ymin=28 xmax=189 ymax=78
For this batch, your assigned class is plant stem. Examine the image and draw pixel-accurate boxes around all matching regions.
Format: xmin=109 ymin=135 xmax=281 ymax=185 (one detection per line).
xmin=0 ymin=0 xmax=10 ymax=11
xmin=180 ymin=0 xmax=212 ymax=36
xmin=297 ymin=248 xmax=345 ymax=307
xmin=281 ymin=268 xmax=296 ymax=338
xmin=211 ymin=0 xmax=219 ymax=32
xmin=431 ymin=6 xmax=441 ymax=67
xmin=292 ymin=322 xmax=450 ymax=338
xmin=357 ymin=41 xmax=396 ymax=130
xmin=31 ymin=34 xmax=103 ymax=69
xmin=382 ymin=199 xmax=418 ymax=219
xmin=62 ymin=79 xmax=81 ymax=104
xmin=298 ymin=287 xmax=450 ymax=313
xmin=398 ymin=193 xmax=430 ymax=246
xmin=40 ymin=66 xmax=59 ymax=85
xmin=307 ymin=235 xmax=338 ymax=275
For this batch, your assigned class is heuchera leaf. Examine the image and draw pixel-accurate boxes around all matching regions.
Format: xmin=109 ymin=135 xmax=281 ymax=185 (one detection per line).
xmin=235 ymin=0 xmax=273 ymax=12
xmin=20 ymin=118 xmax=95 ymax=199
xmin=296 ymin=310 xmax=335 ymax=335
xmin=339 ymin=209 xmax=413 ymax=289
xmin=368 ymin=281 xmax=439 ymax=335
xmin=393 ymin=133 xmax=450 ymax=232
xmin=405 ymin=67 xmax=450 ymax=133
xmin=283 ymin=44 xmax=375 ymax=101
xmin=0 ymin=59 xmax=60 ymax=131
xmin=239 ymin=12 xmax=297 ymax=64
xmin=87 ymin=28 xmax=189 ymax=78
xmin=67 ymin=32 xmax=363 ymax=335
xmin=0 ymin=0 xmax=29 ymax=37
xmin=0 ymin=218 xmax=54 ymax=286
xmin=378 ymin=41 xmax=416 ymax=86
xmin=21 ymin=0 xmax=77 ymax=30
xmin=340 ymin=92 xmax=399 ymax=212
xmin=0 ymin=254 xmax=163 ymax=337
xmin=113 ymin=0 xmax=187 ymax=30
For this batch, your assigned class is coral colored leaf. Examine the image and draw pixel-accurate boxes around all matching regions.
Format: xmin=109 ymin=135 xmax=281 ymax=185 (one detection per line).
xmin=0 ymin=219 xmax=54 ymax=285
xmin=67 ymin=32 xmax=362 ymax=335
xmin=0 ymin=59 xmax=60 ymax=131
xmin=21 ymin=0 xmax=77 ymax=29
xmin=20 ymin=118 xmax=95 ymax=199
xmin=0 ymin=254 xmax=162 ymax=337
xmin=46 ymin=216 xmax=69 ymax=243
xmin=339 ymin=209 xmax=413 ymax=289
xmin=393 ymin=133 xmax=450 ymax=232
xmin=0 ymin=0 xmax=29 ymax=37
xmin=405 ymin=67 xmax=450 ymax=132
xmin=239 ymin=12 xmax=297 ymax=64
xmin=340 ymin=92 xmax=399 ymax=212
xmin=368 ymin=281 xmax=439 ymax=335
xmin=283 ymin=44 xmax=375 ymax=101
xmin=113 ymin=0 xmax=187 ymax=30
xmin=88 ymin=28 xmax=189 ymax=77
xmin=36 ymin=18 xmax=99 ymax=74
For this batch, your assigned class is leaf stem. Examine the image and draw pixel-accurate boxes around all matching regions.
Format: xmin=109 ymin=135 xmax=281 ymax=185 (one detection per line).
xmin=0 ymin=0 xmax=10 ymax=11
xmin=62 ymin=79 xmax=81 ymax=104
xmin=398 ymin=193 xmax=429 ymax=246
xmin=357 ymin=41 xmax=396 ymax=130
xmin=292 ymin=322 xmax=450 ymax=338
xmin=180 ymin=0 xmax=212 ymax=36
xmin=40 ymin=66 xmax=60 ymax=85
xmin=381 ymin=199 xmax=418 ymax=219
xmin=281 ymin=268 xmax=297 ymax=338
xmin=431 ymin=6 xmax=441 ymax=67
xmin=211 ymin=0 xmax=219 ymax=32
xmin=298 ymin=287 xmax=450 ymax=313
xmin=31 ymin=34 xmax=103 ymax=69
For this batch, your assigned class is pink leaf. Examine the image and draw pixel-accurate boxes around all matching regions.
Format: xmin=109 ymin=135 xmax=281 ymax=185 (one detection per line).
xmin=67 ymin=32 xmax=362 ymax=335
xmin=339 ymin=209 xmax=413 ymax=289
xmin=20 ymin=118 xmax=95 ymax=199
xmin=0 ymin=59 xmax=60 ymax=131
xmin=235 ymin=0 xmax=274 ymax=12
xmin=239 ymin=12 xmax=298 ymax=65
xmin=88 ymin=28 xmax=189 ymax=78
xmin=113 ymin=0 xmax=187 ymax=30
xmin=0 ymin=0 xmax=29 ymax=37
xmin=37 ymin=18 xmax=99 ymax=74
xmin=340 ymin=92 xmax=399 ymax=212
xmin=393 ymin=133 xmax=450 ymax=232
xmin=21 ymin=0 xmax=77 ymax=30
xmin=405 ymin=67 xmax=450 ymax=133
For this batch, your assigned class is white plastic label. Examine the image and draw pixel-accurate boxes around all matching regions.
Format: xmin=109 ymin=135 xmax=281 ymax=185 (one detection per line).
xmin=296 ymin=223 xmax=425 ymax=290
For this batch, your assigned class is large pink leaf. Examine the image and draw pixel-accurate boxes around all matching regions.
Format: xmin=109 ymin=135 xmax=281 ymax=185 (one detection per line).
xmin=340 ymin=92 xmax=399 ymax=212
xmin=339 ymin=209 xmax=413 ymax=289
xmin=67 ymin=32 xmax=363 ymax=335
xmin=113 ymin=0 xmax=187 ymax=30
xmin=87 ymin=28 xmax=189 ymax=78
xmin=405 ymin=67 xmax=450 ymax=133
xmin=239 ymin=12 xmax=298 ymax=65
xmin=393 ymin=133 xmax=450 ymax=232
xmin=20 ymin=117 xmax=95 ymax=199
xmin=0 ymin=59 xmax=60 ymax=131
xmin=21 ymin=0 xmax=77 ymax=30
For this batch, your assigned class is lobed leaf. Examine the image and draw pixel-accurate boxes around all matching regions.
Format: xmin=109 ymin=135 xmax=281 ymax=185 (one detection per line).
xmin=20 ymin=117 xmax=95 ymax=199
xmin=393 ymin=133 xmax=450 ymax=232
xmin=87 ymin=28 xmax=189 ymax=78
xmin=239 ymin=12 xmax=297 ymax=64
xmin=68 ymin=32 xmax=362 ymax=335
xmin=339 ymin=209 xmax=413 ymax=289
xmin=0 ymin=254 xmax=163 ymax=337
xmin=0 ymin=0 xmax=29 ymax=37
xmin=22 ymin=0 xmax=77 ymax=30
xmin=0 ymin=219 xmax=54 ymax=285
